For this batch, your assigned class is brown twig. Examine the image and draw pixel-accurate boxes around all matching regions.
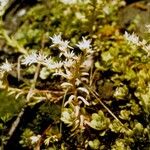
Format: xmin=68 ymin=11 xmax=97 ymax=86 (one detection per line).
xmin=84 ymin=83 xmax=131 ymax=131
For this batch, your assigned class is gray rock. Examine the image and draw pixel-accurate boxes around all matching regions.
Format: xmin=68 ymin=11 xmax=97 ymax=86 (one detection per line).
xmin=119 ymin=1 xmax=150 ymax=38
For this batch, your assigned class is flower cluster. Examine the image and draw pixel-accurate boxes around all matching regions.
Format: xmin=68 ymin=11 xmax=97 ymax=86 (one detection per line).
xmin=51 ymin=34 xmax=93 ymax=106
xmin=21 ymin=34 xmax=93 ymax=106
xmin=55 ymin=37 xmax=92 ymax=82
xmin=124 ymin=31 xmax=150 ymax=56
xmin=76 ymin=37 xmax=91 ymax=51
xmin=22 ymin=34 xmax=93 ymax=81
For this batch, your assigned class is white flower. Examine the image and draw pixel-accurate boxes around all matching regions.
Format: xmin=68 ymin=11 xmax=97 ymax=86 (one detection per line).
xmin=76 ymin=37 xmax=92 ymax=51
xmin=50 ymin=34 xmax=72 ymax=51
xmin=22 ymin=52 xmax=37 ymax=65
xmin=36 ymin=53 xmax=47 ymax=64
xmin=0 ymin=59 xmax=12 ymax=72
xmin=59 ymin=40 xmax=72 ymax=51
xmin=63 ymin=51 xmax=76 ymax=59
xmin=44 ymin=56 xmax=53 ymax=68
xmin=45 ymin=59 xmax=63 ymax=70
xmin=50 ymin=33 xmax=62 ymax=46
xmin=30 ymin=135 xmax=41 ymax=144
xmin=64 ymin=59 xmax=75 ymax=68
xmin=124 ymin=31 xmax=140 ymax=45
xmin=52 ymin=61 xmax=63 ymax=69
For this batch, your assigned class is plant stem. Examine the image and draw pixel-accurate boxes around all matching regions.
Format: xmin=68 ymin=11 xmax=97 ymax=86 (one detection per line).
xmin=60 ymin=89 xmax=68 ymax=135
xmin=26 ymin=63 xmax=41 ymax=102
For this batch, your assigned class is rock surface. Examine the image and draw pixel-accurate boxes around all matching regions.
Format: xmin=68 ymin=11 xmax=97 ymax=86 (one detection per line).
xmin=119 ymin=0 xmax=150 ymax=38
